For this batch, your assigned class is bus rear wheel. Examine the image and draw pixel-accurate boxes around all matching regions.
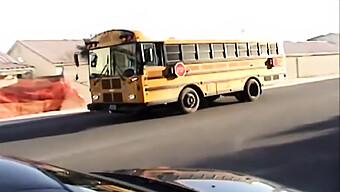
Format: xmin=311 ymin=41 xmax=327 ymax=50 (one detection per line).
xmin=179 ymin=87 xmax=200 ymax=113
xmin=235 ymin=79 xmax=261 ymax=102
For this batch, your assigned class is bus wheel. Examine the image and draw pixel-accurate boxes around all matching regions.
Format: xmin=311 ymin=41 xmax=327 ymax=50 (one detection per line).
xmin=235 ymin=79 xmax=261 ymax=102
xmin=179 ymin=87 xmax=200 ymax=113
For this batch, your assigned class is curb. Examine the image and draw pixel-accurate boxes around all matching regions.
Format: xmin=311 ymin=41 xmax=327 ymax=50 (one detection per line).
xmin=263 ymin=75 xmax=339 ymax=90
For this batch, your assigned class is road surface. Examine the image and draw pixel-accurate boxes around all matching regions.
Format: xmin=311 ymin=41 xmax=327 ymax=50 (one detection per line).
xmin=0 ymin=79 xmax=339 ymax=192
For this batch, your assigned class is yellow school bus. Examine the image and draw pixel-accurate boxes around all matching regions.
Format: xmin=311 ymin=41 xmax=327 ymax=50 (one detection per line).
xmin=75 ymin=29 xmax=286 ymax=113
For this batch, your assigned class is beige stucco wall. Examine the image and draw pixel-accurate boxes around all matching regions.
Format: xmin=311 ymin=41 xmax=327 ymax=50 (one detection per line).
xmin=8 ymin=43 xmax=58 ymax=77
xmin=286 ymin=53 xmax=339 ymax=79
xmin=297 ymin=54 xmax=339 ymax=77
xmin=285 ymin=57 xmax=298 ymax=79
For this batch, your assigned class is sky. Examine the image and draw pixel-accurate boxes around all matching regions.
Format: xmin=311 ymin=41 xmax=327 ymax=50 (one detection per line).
xmin=0 ymin=0 xmax=339 ymax=53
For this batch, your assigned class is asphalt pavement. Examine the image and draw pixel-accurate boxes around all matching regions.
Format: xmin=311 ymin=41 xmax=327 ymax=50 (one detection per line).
xmin=0 ymin=78 xmax=339 ymax=192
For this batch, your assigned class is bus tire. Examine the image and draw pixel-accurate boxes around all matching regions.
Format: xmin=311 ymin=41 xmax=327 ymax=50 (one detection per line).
xmin=235 ymin=79 xmax=261 ymax=102
xmin=178 ymin=87 xmax=200 ymax=113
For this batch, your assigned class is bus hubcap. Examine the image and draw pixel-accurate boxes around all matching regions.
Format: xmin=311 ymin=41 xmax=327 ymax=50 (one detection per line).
xmin=184 ymin=93 xmax=196 ymax=108
xmin=249 ymin=83 xmax=259 ymax=97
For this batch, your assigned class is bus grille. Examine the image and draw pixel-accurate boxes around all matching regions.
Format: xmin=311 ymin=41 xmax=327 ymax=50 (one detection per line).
xmin=103 ymin=93 xmax=123 ymax=102
xmin=102 ymin=79 xmax=121 ymax=89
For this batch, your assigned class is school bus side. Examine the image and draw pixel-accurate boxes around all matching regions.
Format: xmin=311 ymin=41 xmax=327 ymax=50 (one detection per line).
xmin=141 ymin=40 xmax=286 ymax=113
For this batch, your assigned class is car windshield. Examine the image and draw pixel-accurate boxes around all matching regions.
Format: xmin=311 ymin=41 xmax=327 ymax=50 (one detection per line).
xmin=89 ymin=43 xmax=136 ymax=78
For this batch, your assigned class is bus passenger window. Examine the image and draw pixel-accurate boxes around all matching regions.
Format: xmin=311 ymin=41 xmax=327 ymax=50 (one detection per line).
xmin=269 ymin=43 xmax=277 ymax=55
xmin=238 ymin=43 xmax=248 ymax=57
xmin=198 ymin=44 xmax=211 ymax=60
xmin=166 ymin=45 xmax=181 ymax=64
xmin=182 ymin=44 xmax=196 ymax=61
xmin=226 ymin=44 xmax=236 ymax=57
xmin=260 ymin=43 xmax=268 ymax=56
xmin=212 ymin=44 xmax=225 ymax=59
xmin=249 ymin=43 xmax=259 ymax=56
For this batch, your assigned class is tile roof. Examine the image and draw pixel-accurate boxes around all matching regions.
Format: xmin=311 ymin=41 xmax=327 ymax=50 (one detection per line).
xmin=0 ymin=52 xmax=18 ymax=64
xmin=0 ymin=52 xmax=34 ymax=71
xmin=12 ymin=40 xmax=87 ymax=65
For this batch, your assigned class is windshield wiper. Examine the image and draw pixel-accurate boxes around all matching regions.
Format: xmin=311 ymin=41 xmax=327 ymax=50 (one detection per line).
xmin=114 ymin=64 xmax=126 ymax=81
xmin=93 ymin=64 xmax=127 ymax=84
xmin=94 ymin=64 xmax=109 ymax=83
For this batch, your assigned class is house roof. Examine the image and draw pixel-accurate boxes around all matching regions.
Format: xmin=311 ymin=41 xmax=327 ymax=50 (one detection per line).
xmin=283 ymin=41 xmax=339 ymax=55
xmin=0 ymin=52 xmax=33 ymax=71
xmin=0 ymin=52 xmax=18 ymax=64
xmin=307 ymin=33 xmax=339 ymax=45
xmin=10 ymin=40 xmax=87 ymax=65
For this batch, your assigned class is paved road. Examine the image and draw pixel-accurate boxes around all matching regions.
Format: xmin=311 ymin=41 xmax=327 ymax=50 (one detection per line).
xmin=0 ymin=79 xmax=339 ymax=192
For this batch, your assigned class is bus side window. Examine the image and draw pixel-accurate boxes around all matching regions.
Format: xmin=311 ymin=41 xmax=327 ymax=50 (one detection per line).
xmin=249 ymin=43 xmax=259 ymax=56
xmin=226 ymin=43 xmax=236 ymax=57
xmin=165 ymin=44 xmax=181 ymax=64
xmin=198 ymin=44 xmax=211 ymax=60
xmin=142 ymin=43 xmax=158 ymax=66
xmin=260 ymin=43 xmax=268 ymax=56
xmin=238 ymin=43 xmax=248 ymax=57
xmin=212 ymin=44 xmax=224 ymax=59
xmin=269 ymin=43 xmax=277 ymax=55
xmin=182 ymin=44 xmax=196 ymax=61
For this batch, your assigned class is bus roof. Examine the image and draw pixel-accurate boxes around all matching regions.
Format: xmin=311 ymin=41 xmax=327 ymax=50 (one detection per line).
xmin=162 ymin=39 xmax=277 ymax=44
xmin=90 ymin=29 xmax=279 ymax=48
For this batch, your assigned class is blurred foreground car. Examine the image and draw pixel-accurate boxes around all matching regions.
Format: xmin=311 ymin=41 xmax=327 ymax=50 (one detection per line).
xmin=0 ymin=156 xmax=301 ymax=192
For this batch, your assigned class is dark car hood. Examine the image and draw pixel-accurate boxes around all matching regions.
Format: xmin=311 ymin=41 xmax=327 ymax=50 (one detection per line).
xmin=97 ymin=168 xmax=302 ymax=192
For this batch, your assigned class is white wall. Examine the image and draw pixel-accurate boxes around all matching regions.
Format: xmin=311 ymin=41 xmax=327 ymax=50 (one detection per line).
xmin=286 ymin=53 xmax=339 ymax=79
xmin=297 ymin=54 xmax=339 ymax=77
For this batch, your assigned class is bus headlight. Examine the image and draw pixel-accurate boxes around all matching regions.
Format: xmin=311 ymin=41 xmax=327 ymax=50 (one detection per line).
xmin=128 ymin=94 xmax=136 ymax=100
xmin=92 ymin=94 xmax=100 ymax=100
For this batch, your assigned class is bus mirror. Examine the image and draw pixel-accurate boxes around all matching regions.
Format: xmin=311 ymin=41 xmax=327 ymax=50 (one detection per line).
xmin=265 ymin=58 xmax=274 ymax=69
xmin=123 ymin=69 xmax=135 ymax=77
xmin=74 ymin=53 xmax=80 ymax=67
xmin=162 ymin=64 xmax=177 ymax=79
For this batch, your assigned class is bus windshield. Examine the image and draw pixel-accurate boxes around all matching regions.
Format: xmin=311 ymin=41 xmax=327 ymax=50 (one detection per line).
xmin=89 ymin=43 xmax=137 ymax=78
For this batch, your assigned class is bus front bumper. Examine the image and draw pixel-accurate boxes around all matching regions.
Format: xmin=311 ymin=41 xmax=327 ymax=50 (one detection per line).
xmin=87 ymin=103 xmax=147 ymax=113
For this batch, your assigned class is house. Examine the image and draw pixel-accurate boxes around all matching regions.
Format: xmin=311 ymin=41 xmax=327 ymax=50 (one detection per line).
xmin=7 ymin=40 xmax=89 ymax=83
xmin=0 ymin=52 xmax=34 ymax=79
xmin=283 ymin=40 xmax=339 ymax=79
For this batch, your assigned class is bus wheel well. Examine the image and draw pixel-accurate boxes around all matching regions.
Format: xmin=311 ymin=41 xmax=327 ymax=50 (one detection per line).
xmin=180 ymin=84 xmax=204 ymax=100
xmin=245 ymin=77 xmax=262 ymax=94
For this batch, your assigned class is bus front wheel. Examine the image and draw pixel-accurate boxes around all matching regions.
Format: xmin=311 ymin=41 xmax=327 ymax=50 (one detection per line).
xmin=179 ymin=87 xmax=200 ymax=113
xmin=235 ymin=79 xmax=261 ymax=102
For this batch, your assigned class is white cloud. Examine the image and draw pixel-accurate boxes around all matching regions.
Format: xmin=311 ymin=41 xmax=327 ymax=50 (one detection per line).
xmin=0 ymin=0 xmax=338 ymax=52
